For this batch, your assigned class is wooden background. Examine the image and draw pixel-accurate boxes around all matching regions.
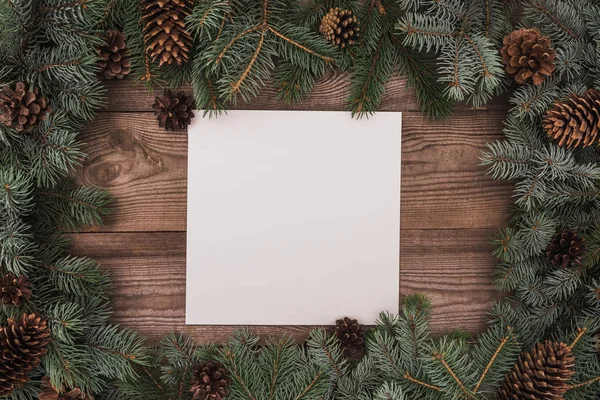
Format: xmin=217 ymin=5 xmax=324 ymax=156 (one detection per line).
xmin=70 ymin=73 xmax=513 ymax=344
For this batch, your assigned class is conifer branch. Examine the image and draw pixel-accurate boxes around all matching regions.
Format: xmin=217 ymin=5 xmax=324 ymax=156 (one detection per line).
xmin=316 ymin=339 xmax=343 ymax=378
xmin=38 ymin=61 xmax=82 ymax=71
xmin=88 ymin=344 xmax=138 ymax=361
xmin=42 ymin=263 xmax=85 ymax=279
xmin=230 ymin=30 xmax=266 ymax=94
xmin=293 ymin=371 xmax=323 ymax=400
xmin=267 ymin=27 xmax=333 ymax=62
xmin=568 ymin=327 xmax=587 ymax=349
xmin=177 ymin=365 xmax=189 ymax=399
xmin=141 ymin=53 xmax=153 ymax=82
xmin=36 ymin=191 xmax=100 ymax=212
xmin=533 ymin=3 xmax=579 ymax=39
xmin=484 ymin=0 xmax=491 ymax=38
xmin=463 ymin=35 xmax=491 ymax=77
xmin=402 ymin=371 xmax=443 ymax=392
xmin=223 ymin=349 xmax=257 ymax=400
xmin=351 ymin=35 xmax=385 ymax=114
xmin=40 ymin=0 xmax=88 ymax=13
xmin=567 ymin=376 xmax=600 ymax=390
xmin=473 ymin=329 xmax=512 ymax=393
xmin=268 ymin=340 xmax=284 ymax=400
xmin=433 ymin=352 xmax=475 ymax=399
xmin=142 ymin=366 xmax=166 ymax=392
xmin=216 ymin=26 xmax=260 ymax=64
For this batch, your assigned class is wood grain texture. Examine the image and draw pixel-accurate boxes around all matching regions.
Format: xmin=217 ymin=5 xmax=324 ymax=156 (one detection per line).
xmin=101 ymin=72 xmax=509 ymax=113
xmin=71 ymin=77 xmax=514 ymax=343
xmin=69 ymin=230 xmax=501 ymax=343
xmin=77 ymin=111 xmax=513 ymax=232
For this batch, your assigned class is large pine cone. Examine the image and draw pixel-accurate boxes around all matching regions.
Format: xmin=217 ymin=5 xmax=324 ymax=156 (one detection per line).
xmin=498 ymin=341 xmax=574 ymax=400
xmin=0 ymin=314 xmax=52 ymax=396
xmin=190 ymin=361 xmax=230 ymax=400
xmin=98 ymin=30 xmax=132 ymax=80
xmin=320 ymin=8 xmax=360 ymax=48
xmin=0 ymin=273 xmax=32 ymax=306
xmin=0 ymin=82 xmax=52 ymax=132
xmin=334 ymin=317 xmax=365 ymax=358
xmin=543 ymin=88 xmax=600 ymax=148
xmin=500 ymin=28 xmax=556 ymax=85
xmin=38 ymin=376 xmax=93 ymax=400
xmin=152 ymin=89 xmax=194 ymax=131
xmin=546 ymin=229 xmax=585 ymax=269
xmin=140 ymin=0 xmax=193 ymax=66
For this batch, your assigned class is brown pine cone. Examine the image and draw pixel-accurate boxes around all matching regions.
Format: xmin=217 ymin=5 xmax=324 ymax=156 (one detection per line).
xmin=320 ymin=8 xmax=360 ymax=48
xmin=498 ymin=340 xmax=575 ymax=400
xmin=140 ymin=0 xmax=193 ymax=66
xmin=546 ymin=229 xmax=585 ymax=269
xmin=38 ymin=377 xmax=93 ymax=400
xmin=500 ymin=28 xmax=556 ymax=85
xmin=98 ymin=30 xmax=132 ymax=80
xmin=0 ymin=313 xmax=52 ymax=396
xmin=0 ymin=273 xmax=32 ymax=306
xmin=190 ymin=361 xmax=230 ymax=400
xmin=543 ymin=88 xmax=600 ymax=148
xmin=0 ymin=82 xmax=52 ymax=132
xmin=152 ymin=89 xmax=194 ymax=131
xmin=334 ymin=317 xmax=365 ymax=358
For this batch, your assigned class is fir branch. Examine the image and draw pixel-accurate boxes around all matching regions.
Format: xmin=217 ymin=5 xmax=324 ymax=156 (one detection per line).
xmin=473 ymin=334 xmax=510 ymax=393
xmin=431 ymin=352 xmax=474 ymax=399
xmin=567 ymin=376 xmax=600 ymax=390
xmin=402 ymin=371 xmax=442 ymax=392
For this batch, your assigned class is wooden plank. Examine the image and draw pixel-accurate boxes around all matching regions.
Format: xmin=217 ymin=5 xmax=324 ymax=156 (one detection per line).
xmin=69 ymin=230 xmax=501 ymax=344
xmin=77 ymin=111 xmax=513 ymax=232
xmin=100 ymin=72 xmax=509 ymax=113
xmin=400 ymin=229 xmax=503 ymax=334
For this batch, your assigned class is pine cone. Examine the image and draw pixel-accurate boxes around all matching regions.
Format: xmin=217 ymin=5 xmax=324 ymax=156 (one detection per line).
xmin=0 ymin=273 xmax=32 ymax=306
xmin=0 ymin=82 xmax=52 ymax=132
xmin=98 ymin=30 xmax=132 ymax=80
xmin=498 ymin=340 xmax=575 ymax=400
xmin=546 ymin=229 xmax=585 ymax=269
xmin=334 ymin=317 xmax=365 ymax=358
xmin=38 ymin=377 xmax=93 ymax=400
xmin=152 ymin=89 xmax=194 ymax=131
xmin=190 ymin=361 xmax=230 ymax=400
xmin=500 ymin=28 xmax=556 ymax=85
xmin=543 ymin=88 xmax=600 ymax=148
xmin=140 ymin=0 xmax=193 ymax=66
xmin=0 ymin=314 xmax=52 ymax=396
xmin=320 ymin=8 xmax=360 ymax=48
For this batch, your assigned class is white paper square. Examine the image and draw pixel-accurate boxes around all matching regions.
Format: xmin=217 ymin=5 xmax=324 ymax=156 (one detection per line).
xmin=186 ymin=110 xmax=401 ymax=325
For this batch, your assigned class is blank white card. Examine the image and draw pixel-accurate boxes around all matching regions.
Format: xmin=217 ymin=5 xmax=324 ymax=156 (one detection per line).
xmin=186 ymin=110 xmax=401 ymax=325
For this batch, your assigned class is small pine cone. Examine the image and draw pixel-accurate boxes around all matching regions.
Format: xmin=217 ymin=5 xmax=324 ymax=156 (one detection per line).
xmin=334 ymin=317 xmax=365 ymax=358
xmin=98 ymin=30 xmax=132 ymax=80
xmin=38 ymin=376 xmax=93 ymax=400
xmin=0 ymin=82 xmax=52 ymax=132
xmin=543 ymin=88 xmax=600 ymax=148
xmin=152 ymin=89 xmax=195 ymax=131
xmin=0 ymin=273 xmax=32 ymax=306
xmin=320 ymin=8 xmax=360 ymax=48
xmin=0 ymin=314 xmax=52 ymax=396
xmin=500 ymin=28 xmax=556 ymax=85
xmin=546 ymin=229 xmax=585 ymax=269
xmin=498 ymin=340 xmax=575 ymax=400
xmin=140 ymin=0 xmax=193 ymax=66
xmin=190 ymin=361 xmax=230 ymax=400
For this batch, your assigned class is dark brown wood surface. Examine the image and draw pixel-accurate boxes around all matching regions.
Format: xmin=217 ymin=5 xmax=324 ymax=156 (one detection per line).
xmin=71 ymin=73 xmax=513 ymax=343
